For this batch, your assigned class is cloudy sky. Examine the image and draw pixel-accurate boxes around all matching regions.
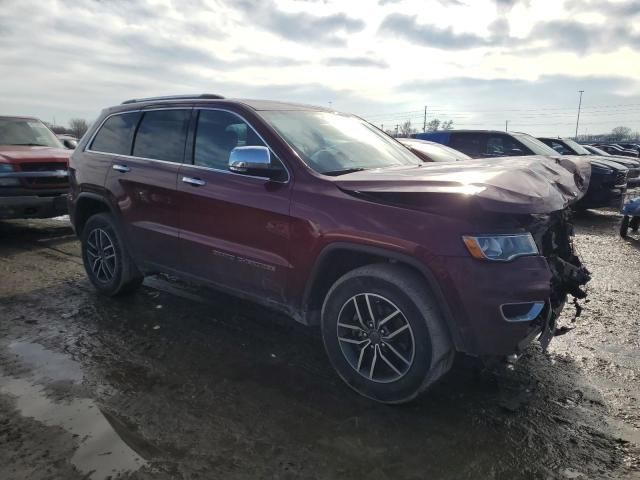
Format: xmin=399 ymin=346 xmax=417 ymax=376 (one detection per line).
xmin=1 ymin=0 xmax=639 ymax=136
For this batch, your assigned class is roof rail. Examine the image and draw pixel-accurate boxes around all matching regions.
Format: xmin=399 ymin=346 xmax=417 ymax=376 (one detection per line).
xmin=121 ymin=94 xmax=224 ymax=105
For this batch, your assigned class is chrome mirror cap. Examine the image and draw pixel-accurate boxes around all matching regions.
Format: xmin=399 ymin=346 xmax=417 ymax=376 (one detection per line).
xmin=229 ymin=146 xmax=271 ymax=174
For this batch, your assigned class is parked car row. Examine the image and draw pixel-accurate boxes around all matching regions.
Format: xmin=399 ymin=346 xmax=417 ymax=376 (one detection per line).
xmin=2 ymin=97 xmax=595 ymax=403
xmin=589 ymin=143 xmax=639 ymax=158
xmin=413 ymin=130 xmax=639 ymax=210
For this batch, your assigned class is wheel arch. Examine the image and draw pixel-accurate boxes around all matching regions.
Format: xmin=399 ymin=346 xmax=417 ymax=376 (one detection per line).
xmin=73 ymin=192 xmax=121 ymax=235
xmin=302 ymin=242 xmax=466 ymax=352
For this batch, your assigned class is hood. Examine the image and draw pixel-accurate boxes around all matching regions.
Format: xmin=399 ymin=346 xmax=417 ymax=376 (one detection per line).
xmin=333 ymin=155 xmax=591 ymax=214
xmin=0 ymin=145 xmax=71 ymax=164
xmin=587 ymin=154 xmax=639 ymax=169
xmin=589 ymin=157 xmax=629 ymax=172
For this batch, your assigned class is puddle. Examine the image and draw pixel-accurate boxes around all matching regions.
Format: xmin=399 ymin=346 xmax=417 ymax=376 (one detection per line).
xmin=0 ymin=341 xmax=147 ymax=479
xmin=10 ymin=341 xmax=83 ymax=383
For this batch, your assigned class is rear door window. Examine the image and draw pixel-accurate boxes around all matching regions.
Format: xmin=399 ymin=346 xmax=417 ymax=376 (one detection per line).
xmin=90 ymin=112 xmax=141 ymax=155
xmin=132 ymin=109 xmax=191 ymax=163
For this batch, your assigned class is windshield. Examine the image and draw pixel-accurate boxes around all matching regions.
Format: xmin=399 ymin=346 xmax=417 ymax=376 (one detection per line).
xmin=586 ymin=145 xmax=610 ymax=156
xmin=0 ymin=118 xmax=63 ymax=147
xmin=562 ymin=138 xmax=591 ymax=155
xmin=402 ymin=140 xmax=471 ymax=162
xmin=259 ymin=111 xmax=421 ymax=175
xmin=512 ymin=133 xmax=559 ymax=156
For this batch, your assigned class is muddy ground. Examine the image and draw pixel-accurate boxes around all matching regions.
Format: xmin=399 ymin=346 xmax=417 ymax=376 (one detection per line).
xmin=0 ymin=211 xmax=638 ymax=480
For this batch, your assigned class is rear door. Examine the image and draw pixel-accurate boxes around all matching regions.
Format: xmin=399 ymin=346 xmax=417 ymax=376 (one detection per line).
xmin=176 ymin=108 xmax=292 ymax=304
xmin=103 ymin=108 xmax=191 ymax=271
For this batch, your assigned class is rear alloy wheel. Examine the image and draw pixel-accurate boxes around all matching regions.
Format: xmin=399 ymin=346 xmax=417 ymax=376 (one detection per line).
xmin=81 ymin=213 xmax=143 ymax=296
xmin=321 ymin=263 xmax=454 ymax=404
xmin=86 ymin=228 xmax=117 ymax=284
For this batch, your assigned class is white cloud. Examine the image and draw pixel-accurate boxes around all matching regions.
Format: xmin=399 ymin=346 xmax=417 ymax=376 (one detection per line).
xmin=0 ymin=0 xmax=639 ymax=136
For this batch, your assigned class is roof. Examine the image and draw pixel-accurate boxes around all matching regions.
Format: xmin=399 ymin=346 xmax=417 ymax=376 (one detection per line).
xmin=110 ymin=95 xmax=331 ymax=113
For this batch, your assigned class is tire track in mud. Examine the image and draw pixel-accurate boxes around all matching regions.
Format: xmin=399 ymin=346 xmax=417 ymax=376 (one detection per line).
xmin=0 ymin=216 xmax=639 ymax=479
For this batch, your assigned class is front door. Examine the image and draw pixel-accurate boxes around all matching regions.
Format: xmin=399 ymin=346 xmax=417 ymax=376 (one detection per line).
xmin=176 ymin=108 xmax=292 ymax=304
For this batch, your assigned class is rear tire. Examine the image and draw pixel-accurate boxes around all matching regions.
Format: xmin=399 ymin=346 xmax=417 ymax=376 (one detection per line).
xmin=81 ymin=213 xmax=143 ymax=296
xmin=321 ymin=263 xmax=454 ymax=404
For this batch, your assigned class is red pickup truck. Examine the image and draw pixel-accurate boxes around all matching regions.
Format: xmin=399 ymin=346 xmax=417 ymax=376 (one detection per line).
xmin=0 ymin=116 xmax=71 ymax=219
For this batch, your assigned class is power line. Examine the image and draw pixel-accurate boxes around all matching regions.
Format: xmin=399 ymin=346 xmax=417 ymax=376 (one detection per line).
xmin=362 ymin=102 xmax=640 ymax=119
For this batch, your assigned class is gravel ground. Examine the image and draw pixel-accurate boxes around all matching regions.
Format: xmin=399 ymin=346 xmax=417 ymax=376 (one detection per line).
xmin=0 ymin=211 xmax=638 ymax=480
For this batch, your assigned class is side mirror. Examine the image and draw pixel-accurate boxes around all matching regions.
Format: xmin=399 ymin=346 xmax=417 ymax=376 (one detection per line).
xmin=63 ymin=139 xmax=78 ymax=149
xmin=229 ymin=146 xmax=275 ymax=177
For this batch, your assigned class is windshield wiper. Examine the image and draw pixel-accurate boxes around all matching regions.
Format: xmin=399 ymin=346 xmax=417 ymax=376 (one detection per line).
xmin=322 ymin=167 xmax=368 ymax=176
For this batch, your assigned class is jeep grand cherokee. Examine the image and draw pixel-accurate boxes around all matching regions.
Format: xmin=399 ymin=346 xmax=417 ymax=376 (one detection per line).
xmin=68 ymin=95 xmax=590 ymax=403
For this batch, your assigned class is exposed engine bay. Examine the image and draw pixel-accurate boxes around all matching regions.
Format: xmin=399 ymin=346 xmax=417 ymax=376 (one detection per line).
xmin=524 ymin=210 xmax=591 ymax=346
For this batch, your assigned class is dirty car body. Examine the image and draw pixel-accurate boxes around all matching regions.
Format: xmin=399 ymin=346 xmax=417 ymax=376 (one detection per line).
xmin=0 ymin=116 xmax=70 ymax=219
xmin=68 ymin=97 xmax=590 ymax=403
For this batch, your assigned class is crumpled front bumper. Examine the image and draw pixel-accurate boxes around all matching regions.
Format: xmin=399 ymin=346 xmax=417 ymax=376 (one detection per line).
xmin=426 ymin=211 xmax=589 ymax=358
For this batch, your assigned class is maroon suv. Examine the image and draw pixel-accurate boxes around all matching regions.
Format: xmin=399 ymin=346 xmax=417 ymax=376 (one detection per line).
xmin=68 ymin=95 xmax=590 ymax=403
xmin=0 ymin=116 xmax=71 ymax=219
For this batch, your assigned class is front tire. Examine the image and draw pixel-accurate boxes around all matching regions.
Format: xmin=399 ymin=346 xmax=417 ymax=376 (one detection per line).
xmin=81 ymin=213 xmax=143 ymax=296
xmin=321 ymin=264 xmax=454 ymax=404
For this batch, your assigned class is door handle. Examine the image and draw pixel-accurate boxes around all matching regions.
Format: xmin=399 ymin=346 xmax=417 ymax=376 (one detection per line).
xmin=112 ymin=164 xmax=130 ymax=173
xmin=182 ymin=176 xmax=206 ymax=186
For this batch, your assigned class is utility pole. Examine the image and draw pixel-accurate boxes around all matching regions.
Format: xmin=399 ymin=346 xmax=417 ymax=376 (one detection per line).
xmin=423 ymin=106 xmax=428 ymax=132
xmin=505 ymin=120 xmax=508 ymax=132
xmin=394 ymin=124 xmax=399 ymax=137
xmin=575 ymin=90 xmax=584 ymax=139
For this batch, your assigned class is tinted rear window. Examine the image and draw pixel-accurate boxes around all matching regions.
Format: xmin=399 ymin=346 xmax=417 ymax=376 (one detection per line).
xmin=133 ymin=109 xmax=191 ymax=163
xmin=90 ymin=112 xmax=140 ymax=155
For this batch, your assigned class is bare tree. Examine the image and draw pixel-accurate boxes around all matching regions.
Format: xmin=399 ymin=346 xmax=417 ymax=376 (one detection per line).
xmin=399 ymin=120 xmax=415 ymax=137
xmin=426 ymin=119 xmax=441 ymax=132
xmin=611 ymin=126 xmax=632 ymax=141
xmin=68 ymin=118 xmax=89 ymax=139
xmin=425 ymin=118 xmax=454 ymax=131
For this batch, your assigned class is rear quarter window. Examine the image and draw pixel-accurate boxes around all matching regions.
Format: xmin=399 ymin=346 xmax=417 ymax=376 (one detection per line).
xmin=90 ymin=112 xmax=141 ymax=155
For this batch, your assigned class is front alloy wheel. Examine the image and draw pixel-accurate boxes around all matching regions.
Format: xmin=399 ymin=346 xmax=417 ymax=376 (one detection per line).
xmin=321 ymin=264 xmax=454 ymax=404
xmin=337 ymin=293 xmax=415 ymax=383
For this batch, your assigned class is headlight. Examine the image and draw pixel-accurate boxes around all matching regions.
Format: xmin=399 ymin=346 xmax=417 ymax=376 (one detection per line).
xmin=462 ymin=233 xmax=538 ymax=261
xmin=0 ymin=164 xmax=15 ymax=172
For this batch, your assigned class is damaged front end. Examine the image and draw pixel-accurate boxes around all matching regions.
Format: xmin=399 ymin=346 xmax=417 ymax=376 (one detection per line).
xmin=522 ymin=210 xmax=591 ymax=349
